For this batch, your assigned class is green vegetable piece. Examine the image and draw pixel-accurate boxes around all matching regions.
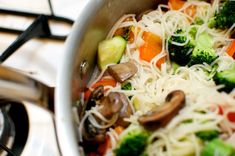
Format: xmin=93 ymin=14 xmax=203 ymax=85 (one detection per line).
xmin=206 ymin=64 xmax=219 ymax=79
xmin=208 ymin=17 xmax=216 ymax=28
xmin=188 ymin=47 xmax=217 ymax=66
xmin=172 ymin=62 xmax=180 ymax=74
xmin=196 ymin=130 xmax=219 ymax=141
xmin=197 ymin=32 xmax=213 ymax=49
xmin=168 ymin=29 xmax=195 ymax=66
xmin=182 ymin=119 xmax=193 ymax=124
xmin=114 ymin=128 xmax=149 ymax=156
xmin=121 ymin=82 xmax=132 ymax=90
xmin=133 ymin=98 xmax=141 ymax=111
xmin=213 ymin=66 xmax=235 ymax=93
xmin=188 ymin=32 xmax=217 ymax=66
xmin=201 ymin=139 xmax=235 ymax=156
xmin=169 ymin=29 xmax=217 ymax=66
xmin=208 ymin=0 xmax=235 ymax=29
xmin=189 ymin=27 xmax=197 ymax=39
xmin=193 ymin=17 xmax=204 ymax=25
xmin=98 ymin=36 xmax=127 ymax=70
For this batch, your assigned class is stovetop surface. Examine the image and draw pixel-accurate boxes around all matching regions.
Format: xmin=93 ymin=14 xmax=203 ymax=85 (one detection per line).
xmin=0 ymin=0 xmax=86 ymax=155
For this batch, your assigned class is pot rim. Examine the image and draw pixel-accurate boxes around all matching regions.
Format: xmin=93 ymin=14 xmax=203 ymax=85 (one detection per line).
xmin=55 ymin=0 xmax=103 ymax=155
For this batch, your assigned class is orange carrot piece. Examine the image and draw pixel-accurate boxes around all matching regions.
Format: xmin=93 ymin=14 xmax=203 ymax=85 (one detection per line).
xmin=84 ymin=78 xmax=117 ymax=100
xmin=114 ymin=126 xmax=124 ymax=135
xmin=168 ymin=0 xmax=185 ymax=10
xmin=139 ymin=32 xmax=162 ymax=63
xmin=227 ymin=40 xmax=235 ymax=59
xmin=156 ymin=56 xmax=166 ymax=69
xmin=169 ymin=0 xmax=196 ymax=17
xmin=92 ymin=78 xmax=116 ymax=89
xmin=142 ymin=31 xmax=162 ymax=46
xmin=184 ymin=5 xmax=197 ymax=17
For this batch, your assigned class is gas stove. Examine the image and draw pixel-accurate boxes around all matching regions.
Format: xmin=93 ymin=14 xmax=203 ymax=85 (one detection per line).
xmin=0 ymin=102 xmax=60 ymax=156
xmin=0 ymin=0 xmax=85 ymax=155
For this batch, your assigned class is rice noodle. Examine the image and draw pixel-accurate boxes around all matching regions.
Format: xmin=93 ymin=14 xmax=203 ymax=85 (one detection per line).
xmin=79 ymin=0 xmax=235 ymax=155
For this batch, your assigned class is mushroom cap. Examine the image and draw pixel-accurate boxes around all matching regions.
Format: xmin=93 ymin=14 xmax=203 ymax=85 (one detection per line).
xmin=138 ymin=90 xmax=185 ymax=129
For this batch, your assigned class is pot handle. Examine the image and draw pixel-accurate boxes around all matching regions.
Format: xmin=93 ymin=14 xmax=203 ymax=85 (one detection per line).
xmin=0 ymin=65 xmax=54 ymax=111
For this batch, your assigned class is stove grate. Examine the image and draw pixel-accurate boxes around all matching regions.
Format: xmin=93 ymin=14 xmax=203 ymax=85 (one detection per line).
xmin=0 ymin=0 xmax=74 ymax=63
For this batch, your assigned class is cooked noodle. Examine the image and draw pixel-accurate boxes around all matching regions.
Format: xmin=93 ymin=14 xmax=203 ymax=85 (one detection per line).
xmin=79 ymin=0 xmax=235 ymax=155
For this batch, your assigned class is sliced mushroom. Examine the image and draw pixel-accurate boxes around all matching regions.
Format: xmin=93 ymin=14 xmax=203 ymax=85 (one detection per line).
xmin=91 ymin=85 xmax=104 ymax=100
xmin=115 ymin=93 xmax=133 ymax=127
xmin=138 ymin=90 xmax=185 ymax=129
xmin=79 ymin=86 xmax=104 ymax=119
xmin=98 ymin=92 xmax=133 ymax=127
xmin=82 ymin=119 xmax=106 ymax=146
xmin=98 ymin=92 xmax=124 ymax=118
xmin=108 ymin=61 xmax=138 ymax=83
xmin=82 ymin=91 xmax=132 ymax=145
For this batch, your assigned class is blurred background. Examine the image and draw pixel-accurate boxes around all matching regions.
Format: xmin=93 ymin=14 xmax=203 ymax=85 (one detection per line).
xmin=0 ymin=0 xmax=85 ymax=86
xmin=0 ymin=0 xmax=85 ymax=155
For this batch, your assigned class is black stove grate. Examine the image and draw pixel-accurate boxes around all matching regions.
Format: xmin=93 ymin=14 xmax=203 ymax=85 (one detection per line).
xmin=0 ymin=0 xmax=74 ymax=63
xmin=0 ymin=1 xmax=72 ymax=155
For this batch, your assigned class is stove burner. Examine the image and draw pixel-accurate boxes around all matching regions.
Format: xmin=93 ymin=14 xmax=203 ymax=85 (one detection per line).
xmin=0 ymin=103 xmax=29 ymax=156
xmin=0 ymin=108 xmax=15 ymax=156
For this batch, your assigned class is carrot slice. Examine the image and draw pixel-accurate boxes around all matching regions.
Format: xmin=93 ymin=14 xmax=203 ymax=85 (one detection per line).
xmin=114 ymin=126 xmax=124 ymax=135
xmin=139 ymin=43 xmax=160 ymax=62
xmin=184 ymin=5 xmax=197 ymax=17
xmin=169 ymin=0 xmax=196 ymax=17
xmin=84 ymin=78 xmax=117 ymax=100
xmin=92 ymin=78 xmax=116 ymax=89
xmin=156 ymin=56 xmax=166 ymax=69
xmin=227 ymin=40 xmax=235 ymax=59
xmin=168 ymin=0 xmax=185 ymax=10
xmin=139 ymin=32 xmax=163 ymax=67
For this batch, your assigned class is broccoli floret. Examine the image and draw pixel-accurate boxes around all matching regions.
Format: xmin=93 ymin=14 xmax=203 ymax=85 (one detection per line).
xmin=213 ymin=66 xmax=235 ymax=93
xmin=193 ymin=17 xmax=204 ymax=25
xmin=188 ymin=47 xmax=217 ymax=66
xmin=188 ymin=32 xmax=217 ymax=66
xmin=114 ymin=126 xmax=149 ymax=156
xmin=121 ymin=82 xmax=132 ymax=90
xmin=208 ymin=0 xmax=235 ymax=29
xmin=169 ymin=29 xmax=218 ymax=66
xmin=196 ymin=130 xmax=219 ymax=141
xmin=168 ymin=29 xmax=195 ymax=66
